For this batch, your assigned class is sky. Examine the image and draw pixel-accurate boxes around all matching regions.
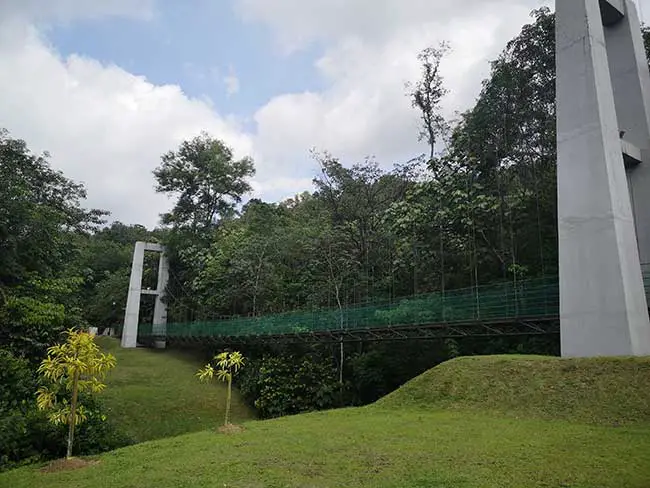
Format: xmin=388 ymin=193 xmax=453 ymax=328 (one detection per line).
xmin=1 ymin=0 xmax=648 ymax=229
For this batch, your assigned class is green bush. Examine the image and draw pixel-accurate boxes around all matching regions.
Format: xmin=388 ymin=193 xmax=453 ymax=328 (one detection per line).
xmin=238 ymin=355 xmax=339 ymax=418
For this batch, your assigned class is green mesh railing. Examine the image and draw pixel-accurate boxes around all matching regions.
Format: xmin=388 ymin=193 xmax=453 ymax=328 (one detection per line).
xmin=134 ymin=272 xmax=650 ymax=342
xmin=137 ymin=276 xmax=562 ymax=340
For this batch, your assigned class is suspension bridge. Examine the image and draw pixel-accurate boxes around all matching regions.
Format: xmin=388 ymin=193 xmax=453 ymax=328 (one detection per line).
xmin=132 ymin=274 xmax=650 ymax=347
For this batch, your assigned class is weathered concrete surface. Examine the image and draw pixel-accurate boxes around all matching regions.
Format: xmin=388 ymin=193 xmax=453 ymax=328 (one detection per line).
xmin=121 ymin=241 xmax=145 ymax=348
xmin=606 ymin=0 xmax=650 ymax=273
xmin=556 ymin=0 xmax=650 ymax=357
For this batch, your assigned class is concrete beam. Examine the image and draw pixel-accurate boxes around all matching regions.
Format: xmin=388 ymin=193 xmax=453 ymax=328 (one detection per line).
xmin=144 ymin=242 xmax=163 ymax=252
xmin=600 ymin=0 xmax=625 ymax=26
xmin=622 ymin=139 xmax=643 ymax=166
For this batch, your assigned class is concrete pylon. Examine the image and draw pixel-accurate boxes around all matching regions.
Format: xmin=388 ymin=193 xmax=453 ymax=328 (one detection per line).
xmin=556 ymin=0 xmax=650 ymax=357
xmin=604 ymin=1 xmax=650 ymax=273
xmin=121 ymin=242 xmax=169 ymax=348
xmin=152 ymin=250 xmax=169 ymax=348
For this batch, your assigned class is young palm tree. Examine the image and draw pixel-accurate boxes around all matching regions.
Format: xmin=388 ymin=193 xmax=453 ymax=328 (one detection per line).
xmin=197 ymin=351 xmax=245 ymax=426
xmin=36 ymin=329 xmax=116 ymax=459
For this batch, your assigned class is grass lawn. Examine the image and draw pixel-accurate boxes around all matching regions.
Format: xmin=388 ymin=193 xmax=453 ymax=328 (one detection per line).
xmin=2 ymin=351 xmax=649 ymax=487
xmin=95 ymin=337 xmax=254 ymax=442
xmin=2 ymin=407 xmax=649 ymax=488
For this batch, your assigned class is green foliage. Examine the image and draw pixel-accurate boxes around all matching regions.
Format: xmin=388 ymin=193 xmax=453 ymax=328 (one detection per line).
xmin=3 ymin=295 xmax=67 ymax=362
xmin=154 ymin=132 xmax=255 ymax=230
xmin=36 ymin=329 xmax=116 ymax=458
xmin=0 ymin=129 xmax=106 ymax=288
xmin=0 ymin=129 xmax=105 ymax=364
xmin=347 ymin=341 xmax=450 ymax=405
xmin=0 ymin=350 xmax=35 ymax=412
xmin=407 ymin=42 xmax=450 ymax=160
xmin=0 ymin=348 xmax=129 ymax=471
xmin=238 ymin=355 xmax=339 ymax=418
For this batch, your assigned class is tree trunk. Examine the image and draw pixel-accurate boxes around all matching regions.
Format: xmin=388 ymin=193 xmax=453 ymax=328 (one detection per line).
xmin=252 ymin=248 xmax=266 ymax=316
xmin=225 ymin=374 xmax=232 ymax=426
xmin=66 ymin=369 xmax=80 ymax=459
xmin=334 ymin=282 xmax=344 ymax=402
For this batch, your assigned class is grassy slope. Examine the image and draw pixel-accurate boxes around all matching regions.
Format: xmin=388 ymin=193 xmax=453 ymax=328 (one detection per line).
xmin=96 ymin=337 xmax=254 ymax=442
xmin=377 ymin=354 xmax=650 ymax=425
xmin=2 ymin=354 xmax=650 ymax=488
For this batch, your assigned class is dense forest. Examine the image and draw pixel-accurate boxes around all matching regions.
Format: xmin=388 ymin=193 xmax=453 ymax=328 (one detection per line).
xmin=2 ymin=7 xmax=650 ymax=468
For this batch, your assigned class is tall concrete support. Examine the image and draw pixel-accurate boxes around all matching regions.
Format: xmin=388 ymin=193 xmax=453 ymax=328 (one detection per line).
xmin=121 ymin=242 xmax=145 ymax=348
xmin=556 ymin=0 xmax=650 ymax=357
xmin=604 ymin=1 xmax=650 ymax=272
xmin=121 ymin=242 xmax=169 ymax=348
xmin=152 ymin=251 xmax=169 ymax=348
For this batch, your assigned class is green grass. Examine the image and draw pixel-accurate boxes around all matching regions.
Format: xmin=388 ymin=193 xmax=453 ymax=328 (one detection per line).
xmin=377 ymin=354 xmax=650 ymax=425
xmin=95 ymin=337 xmax=254 ymax=442
xmin=2 ymin=408 xmax=649 ymax=487
xmin=2 ymin=352 xmax=650 ymax=487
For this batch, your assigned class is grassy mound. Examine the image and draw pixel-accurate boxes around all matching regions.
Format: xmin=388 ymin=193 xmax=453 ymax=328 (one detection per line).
xmin=96 ymin=337 xmax=254 ymax=442
xmin=376 ymin=354 xmax=650 ymax=425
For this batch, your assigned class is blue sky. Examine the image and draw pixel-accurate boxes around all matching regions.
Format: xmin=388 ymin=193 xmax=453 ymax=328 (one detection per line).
xmin=46 ymin=0 xmax=327 ymax=123
xmin=6 ymin=0 xmax=643 ymax=228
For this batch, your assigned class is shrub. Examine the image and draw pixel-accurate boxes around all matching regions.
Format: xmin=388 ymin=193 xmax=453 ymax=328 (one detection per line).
xmin=238 ymin=355 xmax=339 ymax=418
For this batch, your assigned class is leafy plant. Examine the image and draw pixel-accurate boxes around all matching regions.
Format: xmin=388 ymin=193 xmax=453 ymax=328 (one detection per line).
xmin=197 ymin=351 xmax=245 ymax=426
xmin=36 ymin=329 xmax=116 ymax=459
xmin=238 ymin=355 xmax=339 ymax=419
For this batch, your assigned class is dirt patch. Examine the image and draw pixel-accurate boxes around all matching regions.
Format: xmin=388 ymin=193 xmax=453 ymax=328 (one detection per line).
xmin=218 ymin=423 xmax=245 ymax=434
xmin=40 ymin=457 xmax=100 ymax=473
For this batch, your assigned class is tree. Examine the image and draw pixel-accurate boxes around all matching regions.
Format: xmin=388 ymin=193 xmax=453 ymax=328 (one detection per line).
xmin=407 ymin=43 xmax=450 ymax=162
xmin=36 ymin=329 xmax=116 ymax=459
xmin=0 ymin=129 xmax=107 ymax=363
xmin=153 ymin=132 xmax=255 ymax=231
xmin=196 ymin=351 xmax=245 ymax=427
xmin=0 ymin=129 xmax=107 ymax=289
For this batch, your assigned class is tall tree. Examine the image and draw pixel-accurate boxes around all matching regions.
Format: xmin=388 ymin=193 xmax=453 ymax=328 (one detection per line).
xmin=407 ymin=43 xmax=450 ymax=162
xmin=0 ymin=129 xmax=106 ymax=288
xmin=0 ymin=129 xmax=106 ymax=361
xmin=153 ymin=132 xmax=255 ymax=231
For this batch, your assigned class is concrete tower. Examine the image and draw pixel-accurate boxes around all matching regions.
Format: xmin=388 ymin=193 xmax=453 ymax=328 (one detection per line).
xmin=556 ymin=0 xmax=650 ymax=356
xmin=121 ymin=241 xmax=169 ymax=348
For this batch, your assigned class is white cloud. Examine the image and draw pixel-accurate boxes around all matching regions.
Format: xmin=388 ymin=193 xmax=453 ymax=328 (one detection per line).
xmin=0 ymin=20 xmax=255 ymax=228
xmin=223 ymin=66 xmax=241 ymax=96
xmin=248 ymin=0 xmax=554 ymax=175
xmin=0 ymin=0 xmax=154 ymax=23
xmin=6 ymin=0 xmax=650 ymax=230
xmin=235 ymin=0 xmax=550 ymax=53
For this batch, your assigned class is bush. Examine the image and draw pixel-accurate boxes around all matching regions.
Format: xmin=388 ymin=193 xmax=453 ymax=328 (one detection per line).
xmin=238 ymin=355 xmax=339 ymax=418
